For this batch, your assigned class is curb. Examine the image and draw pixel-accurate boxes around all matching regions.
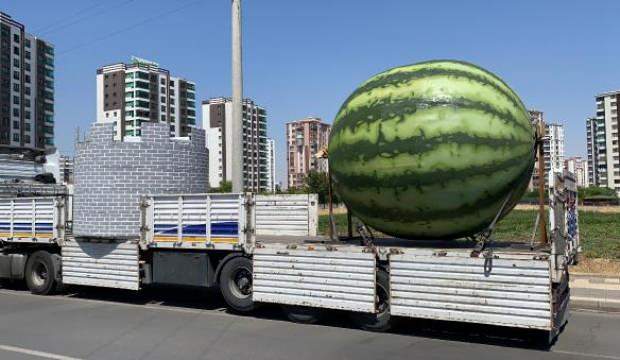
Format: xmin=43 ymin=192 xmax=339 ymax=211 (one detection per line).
xmin=570 ymin=296 xmax=620 ymax=312
xmin=571 ymin=272 xmax=620 ymax=279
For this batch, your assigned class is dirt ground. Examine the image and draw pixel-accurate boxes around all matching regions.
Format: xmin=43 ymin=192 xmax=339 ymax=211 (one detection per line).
xmin=572 ymin=258 xmax=620 ymax=276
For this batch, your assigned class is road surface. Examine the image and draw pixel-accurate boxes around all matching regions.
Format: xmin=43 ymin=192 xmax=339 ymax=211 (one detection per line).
xmin=0 ymin=285 xmax=618 ymax=360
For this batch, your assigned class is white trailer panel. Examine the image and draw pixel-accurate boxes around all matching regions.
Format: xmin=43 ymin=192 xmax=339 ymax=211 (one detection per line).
xmin=146 ymin=193 xmax=246 ymax=249
xmin=253 ymin=247 xmax=377 ymax=313
xmin=389 ymin=251 xmax=553 ymax=330
xmin=0 ymin=197 xmax=63 ymax=243
xmin=61 ymin=240 xmax=140 ymax=290
xmin=254 ymin=194 xmax=318 ymax=237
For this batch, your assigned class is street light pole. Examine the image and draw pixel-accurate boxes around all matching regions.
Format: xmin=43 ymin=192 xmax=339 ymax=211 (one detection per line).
xmin=231 ymin=0 xmax=244 ymax=193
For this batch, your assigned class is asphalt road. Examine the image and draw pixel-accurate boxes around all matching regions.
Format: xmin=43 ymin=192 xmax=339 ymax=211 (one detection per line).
xmin=0 ymin=285 xmax=619 ymax=360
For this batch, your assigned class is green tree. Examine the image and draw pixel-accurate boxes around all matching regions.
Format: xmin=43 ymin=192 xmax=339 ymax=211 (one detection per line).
xmin=579 ymin=186 xmax=619 ymax=201
xmin=211 ymin=180 xmax=232 ymax=193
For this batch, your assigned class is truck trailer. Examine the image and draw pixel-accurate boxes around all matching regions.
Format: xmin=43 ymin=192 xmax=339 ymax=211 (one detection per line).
xmin=0 ymin=172 xmax=579 ymax=344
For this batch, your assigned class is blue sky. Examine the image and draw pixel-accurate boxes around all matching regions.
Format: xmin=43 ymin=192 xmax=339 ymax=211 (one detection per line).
xmin=4 ymin=0 xmax=619 ymax=184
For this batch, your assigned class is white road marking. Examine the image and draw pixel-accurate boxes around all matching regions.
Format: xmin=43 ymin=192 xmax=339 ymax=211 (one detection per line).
xmin=553 ymin=350 xmax=620 ymax=360
xmin=0 ymin=344 xmax=83 ymax=360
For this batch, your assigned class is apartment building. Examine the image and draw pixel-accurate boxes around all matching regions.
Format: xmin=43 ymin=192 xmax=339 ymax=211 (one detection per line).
xmin=587 ymin=91 xmax=620 ymax=195
xmin=265 ymin=138 xmax=276 ymax=193
xmin=96 ymin=57 xmax=196 ymax=139
xmin=565 ymin=156 xmax=588 ymax=188
xmin=0 ymin=12 xmax=54 ymax=157
xmin=286 ymin=117 xmax=331 ymax=189
xmin=528 ymin=110 xmax=565 ymax=189
xmin=202 ymin=97 xmax=269 ymax=192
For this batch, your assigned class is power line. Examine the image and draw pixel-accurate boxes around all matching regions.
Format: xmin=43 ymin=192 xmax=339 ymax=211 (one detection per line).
xmin=38 ymin=0 xmax=138 ymax=36
xmin=56 ymin=0 xmax=202 ymax=57
xmin=32 ymin=1 xmax=110 ymax=33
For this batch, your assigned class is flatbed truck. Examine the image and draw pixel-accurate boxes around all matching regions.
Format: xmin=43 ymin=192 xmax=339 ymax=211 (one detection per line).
xmin=0 ymin=173 xmax=579 ymax=344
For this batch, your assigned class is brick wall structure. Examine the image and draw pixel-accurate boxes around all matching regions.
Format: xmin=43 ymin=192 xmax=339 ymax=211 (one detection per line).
xmin=73 ymin=122 xmax=208 ymax=238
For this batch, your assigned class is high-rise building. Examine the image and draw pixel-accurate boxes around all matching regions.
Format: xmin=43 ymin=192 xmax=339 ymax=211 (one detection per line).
xmin=587 ymin=91 xmax=620 ymax=195
xmin=265 ymin=138 xmax=276 ymax=193
xmin=96 ymin=57 xmax=196 ymax=139
xmin=202 ymin=97 xmax=269 ymax=192
xmin=528 ymin=110 xmax=565 ymax=189
xmin=565 ymin=156 xmax=588 ymax=188
xmin=286 ymin=117 xmax=331 ymax=189
xmin=0 ymin=12 xmax=55 ymax=157
xmin=58 ymin=154 xmax=74 ymax=184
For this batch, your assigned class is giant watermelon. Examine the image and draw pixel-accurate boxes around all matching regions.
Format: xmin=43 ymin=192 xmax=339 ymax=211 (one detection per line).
xmin=329 ymin=60 xmax=535 ymax=239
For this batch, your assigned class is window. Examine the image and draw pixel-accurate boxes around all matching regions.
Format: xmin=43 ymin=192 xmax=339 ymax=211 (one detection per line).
xmin=13 ymin=71 xmax=19 ymax=80
xmin=160 ymin=96 xmax=165 ymax=103
xmin=24 ymin=51 xmax=30 ymax=60
xmin=160 ymin=78 xmax=165 ymax=85
xmin=13 ymin=121 xmax=19 ymax=129
xmin=105 ymin=112 xmax=109 ymax=118
xmin=13 ymin=84 xmax=19 ymax=92
xmin=12 ymin=108 xmax=19 ymax=117
xmin=25 ymin=111 xmax=30 ymax=119
xmin=13 ymin=46 xmax=19 ymax=55
xmin=161 ymin=115 xmax=166 ymax=121
xmin=13 ymin=34 xmax=19 ymax=42
xmin=24 ymin=87 xmax=30 ymax=95
xmin=160 ymin=87 xmax=166 ymax=94
xmin=13 ymin=96 xmax=19 ymax=105
xmin=24 ymin=135 xmax=30 ymax=143
xmin=24 ymin=39 xmax=30 ymax=48
xmin=12 ymin=133 xmax=19 ymax=142
xmin=13 ymin=58 xmax=19 ymax=68
xmin=161 ymin=105 xmax=165 ymax=111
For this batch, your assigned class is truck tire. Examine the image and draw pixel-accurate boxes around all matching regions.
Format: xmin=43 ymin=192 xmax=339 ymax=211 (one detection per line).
xmin=282 ymin=305 xmax=324 ymax=324
xmin=350 ymin=269 xmax=391 ymax=332
xmin=219 ymin=256 xmax=255 ymax=313
xmin=25 ymin=251 xmax=58 ymax=295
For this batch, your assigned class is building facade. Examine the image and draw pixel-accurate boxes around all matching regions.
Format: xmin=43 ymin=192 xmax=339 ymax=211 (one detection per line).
xmin=96 ymin=57 xmax=196 ymax=139
xmin=265 ymin=138 xmax=275 ymax=193
xmin=58 ymin=154 xmax=73 ymax=184
xmin=587 ymin=91 xmax=620 ymax=195
xmin=565 ymin=156 xmax=588 ymax=188
xmin=286 ymin=117 xmax=331 ymax=189
xmin=202 ymin=97 xmax=269 ymax=192
xmin=0 ymin=12 xmax=54 ymax=157
xmin=528 ymin=111 xmax=565 ymax=189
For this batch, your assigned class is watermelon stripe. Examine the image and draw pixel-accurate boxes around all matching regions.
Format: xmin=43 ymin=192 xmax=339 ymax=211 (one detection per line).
xmin=330 ymin=132 xmax=531 ymax=163
xmin=332 ymin=149 xmax=533 ymax=191
xmin=342 ymin=66 xmax=524 ymax=116
xmin=335 ymin=158 xmax=532 ymax=219
xmin=340 ymin=169 xmax=525 ymax=224
xmin=330 ymin=106 xmax=533 ymax=153
xmin=332 ymin=97 xmax=532 ymax=136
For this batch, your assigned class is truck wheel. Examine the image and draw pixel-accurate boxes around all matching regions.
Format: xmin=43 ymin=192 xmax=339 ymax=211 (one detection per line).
xmin=350 ymin=269 xmax=391 ymax=332
xmin=219 ymin=256 xmax=255 ymax=313
xmin=282 ymin=305 xmax=323 ymax=324
xmin=25 ymin=251 xmax=58 ymax=295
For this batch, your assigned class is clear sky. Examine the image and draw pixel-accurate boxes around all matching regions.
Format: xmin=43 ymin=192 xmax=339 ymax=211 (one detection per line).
xmin=3 ymin=0 xmax=619 ymax=185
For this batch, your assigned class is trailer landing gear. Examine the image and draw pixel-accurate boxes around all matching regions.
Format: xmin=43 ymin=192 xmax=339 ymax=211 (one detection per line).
xmin=219 ymin=256 xmax=255 ymax=313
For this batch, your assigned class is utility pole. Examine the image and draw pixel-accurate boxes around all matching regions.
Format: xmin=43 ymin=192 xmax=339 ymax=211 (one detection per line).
xmin=231 ymin=0 xmax=244 ymax=193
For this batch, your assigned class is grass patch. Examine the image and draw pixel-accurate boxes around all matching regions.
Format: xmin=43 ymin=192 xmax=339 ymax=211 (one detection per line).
xmin=319 ymin=209 xmax=620 ymax=259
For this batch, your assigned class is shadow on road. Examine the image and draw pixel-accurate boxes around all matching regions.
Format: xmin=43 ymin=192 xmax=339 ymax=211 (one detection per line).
xmin=1 ymin=283 xmax=554 ymax=350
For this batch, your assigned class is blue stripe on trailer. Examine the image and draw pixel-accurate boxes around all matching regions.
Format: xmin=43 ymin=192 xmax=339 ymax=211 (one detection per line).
xmin=154 ymin=222 xmax=239 ymax=237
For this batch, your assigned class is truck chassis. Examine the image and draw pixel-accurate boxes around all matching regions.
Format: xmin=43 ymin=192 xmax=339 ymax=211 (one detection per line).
xmin=0 ymin=174 xmax=579 ymax=344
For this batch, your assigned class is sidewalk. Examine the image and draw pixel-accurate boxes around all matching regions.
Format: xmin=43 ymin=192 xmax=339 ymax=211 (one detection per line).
xmin=570 ymin=272 xmax=620 ymax=312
